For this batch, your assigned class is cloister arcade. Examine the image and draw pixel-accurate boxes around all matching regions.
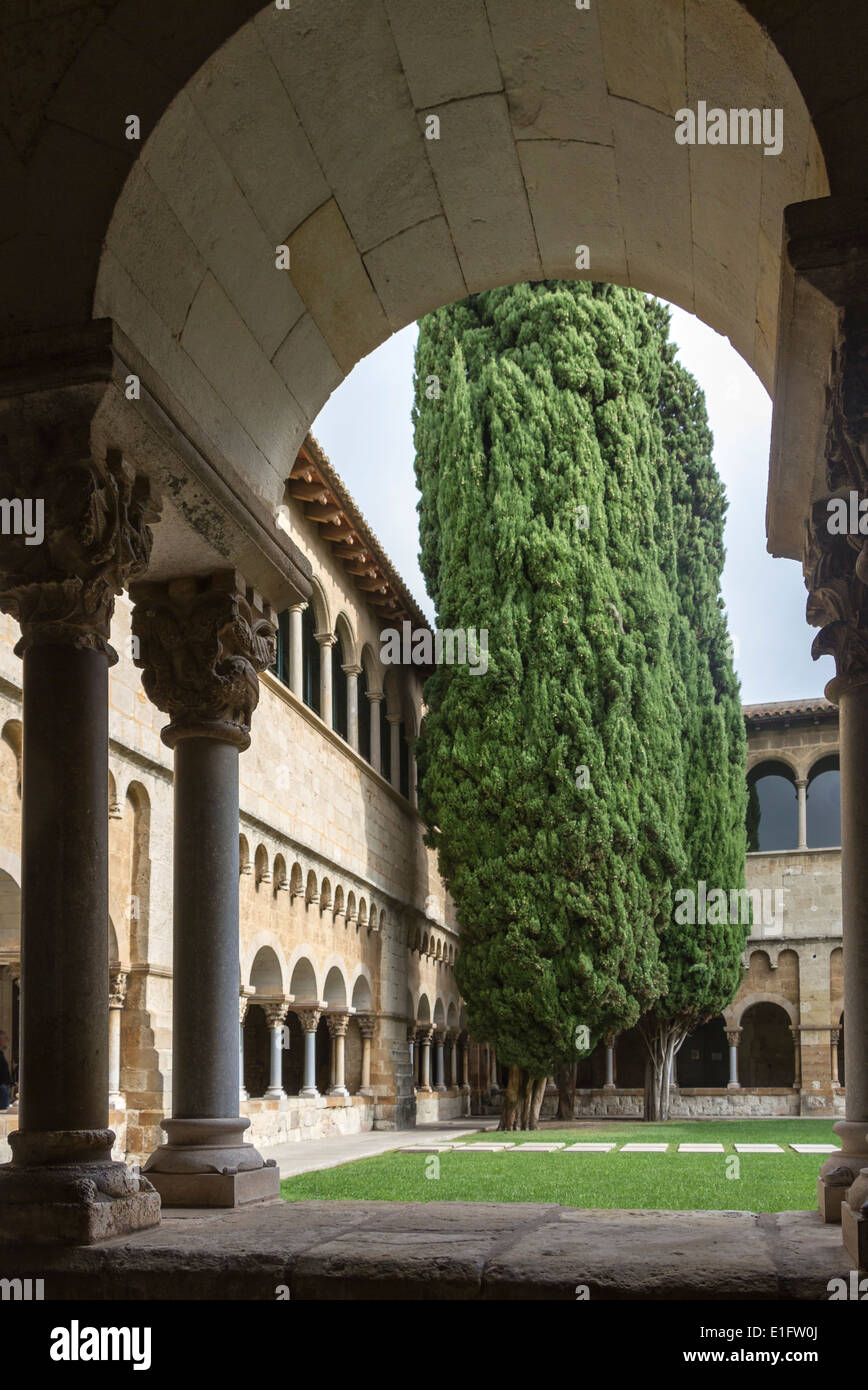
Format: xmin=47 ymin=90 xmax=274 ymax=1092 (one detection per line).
xmin=0 ymin=0 xmax=866 ymax=1275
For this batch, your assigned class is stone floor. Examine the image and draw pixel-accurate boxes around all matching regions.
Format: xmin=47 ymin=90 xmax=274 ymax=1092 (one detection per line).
xmin=0 ymin=1202 xmax=852 ymax=1300
xmin=264 ymin=1118 xmax=496 ymax=1179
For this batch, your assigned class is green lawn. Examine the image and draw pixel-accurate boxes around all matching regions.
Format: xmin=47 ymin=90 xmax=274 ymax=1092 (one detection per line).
xmin=280 ymin=1120 xmax=838 ymax=1212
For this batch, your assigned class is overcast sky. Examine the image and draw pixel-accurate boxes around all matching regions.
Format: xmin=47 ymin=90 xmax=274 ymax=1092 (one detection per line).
xmin=311 ymin=302 xmax=834 ymax=707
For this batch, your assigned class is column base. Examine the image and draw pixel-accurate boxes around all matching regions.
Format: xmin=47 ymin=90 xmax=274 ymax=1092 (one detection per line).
xmin=358 ymin=1087 xmax=375 ymax=1097
xmin=265 ymin=1087 xmax=285 ymax=1099
xmin=817 ymin=1121 xmax=868 ymax=1223
xmin=327 ymin=1086 xmax=349 ymax=1098
xmin=842 ymin=1168 xmax=868 ymax=1270
xmin=143 ymin=1116 xmax=277 ymax=1209
xmin=602 ymin=1083 xmax=616 ymax=1092
xmin=434 ymin=1084 xmax=447 ymax=1093
xmin=299 ymin=1087 xmax=319 ymax=1099
xmin=727 ymin=1082 xmax=741 ymax=1090
xmin=0 ymin=1129 xmax=161 ymax=1245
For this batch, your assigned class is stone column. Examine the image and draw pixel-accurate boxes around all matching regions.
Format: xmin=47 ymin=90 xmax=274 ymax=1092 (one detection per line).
xmin=317 ymin=631 xmax=336 ymax=726
xmin=459 ymin=1032 xmax=471 ymax=1091
xmin=368 ymin=691 xmax=383 ymax=775
xmin=358 ymin=1015 xmax=375 ymax=1095
xmin=418 ymin=1026 xmax=433 ymax=1092
xmin=490 ymin=1048 xmax=500 ymax=1094
xmin=407 ymin=1024 xmax=416 ymax=1087
xmin=108 ymin=971 xmax=128 ymax=1102
xmin=387 ymin=713 xmax=401 ymax=792
xmin=449 ymin=1029 xmax=459 ymax=1088
xmin=288 ymin=602 xmax=306 ymax=698
xmin=407 ymin=733 xmax=417 ymax=809
xmin=263 ymin=1002 xmax=288 ymax=1099
xmin=296 ymin=1008 xmax=322 ymax=1098
xmin=790 ymin=1026 xmax=802 ymax=1091
xmin=804 ymin=382 xmax=868 ymax=1219
xmin=726 ymin=1029 xmax=741 ymax=1089
xmin=239 ymin=996 xmax=249 ymax=1103
xmin=344 ymin=664 xmax=361 ymax=751
xmin=434 ymin=1028 xmax=447 ymax=1092
xmin=831 ymin=1027 xmax=841 ymax=1088
xmin=603 ymin=1034 xmax=616 ymax=1091
xmin=131 ymin=570 xmax=280 ymax=1207
xmin=326 ymin=1012 xmax=350 ymax=1097
xmin=0 ymin=433 xmax=160 ymax=1244
xmin=796 ymin=777 xmax=809 ymax=850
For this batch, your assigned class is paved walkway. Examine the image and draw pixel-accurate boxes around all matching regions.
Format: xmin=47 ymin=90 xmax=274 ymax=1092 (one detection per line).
xmin=267 ymin=1119 xmax=497 ymax=1180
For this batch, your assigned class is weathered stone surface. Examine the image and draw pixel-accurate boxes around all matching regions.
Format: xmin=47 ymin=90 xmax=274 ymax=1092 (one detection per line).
xmin=0 ymin=1202 xmax=850 ymax=1300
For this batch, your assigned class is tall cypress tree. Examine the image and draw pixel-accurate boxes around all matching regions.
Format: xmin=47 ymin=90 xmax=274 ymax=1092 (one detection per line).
xmin=412 ymin=282 xmax=744 ymax=1129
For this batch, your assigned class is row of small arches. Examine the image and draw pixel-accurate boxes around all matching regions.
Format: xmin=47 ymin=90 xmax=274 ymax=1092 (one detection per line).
xmin=246 ymin=945 xmax=373 ymax=1012
xmin=240 ymin=836 xmax=386 ymax=932
xmin=747 ymin=755 xmax=840 ymax=852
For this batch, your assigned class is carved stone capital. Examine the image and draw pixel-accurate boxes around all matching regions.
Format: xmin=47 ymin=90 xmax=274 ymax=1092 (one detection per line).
xmin=805 ymin=316 xmax=868 ymax=696
xmin=0 ymin=442 xmax=158 ymax=662
xmin=417 ymin=1025 xmax=434 ymax=1046
xmin=262 ymin=1002 xmax=287 ymax=1029
xmin=129 ymin=571 xmax=276 ymax=749
xmin=357 ymin=1014 xmax=376 ymax=1040
xmin=725 ymin=1029 xmax=741 ymax=1048
xmin=239 ymin=995 xmax=250 ymax=1026
xmin=326 ymin=1012 xmax=350 ymax=1038
xmin=109 ymin=970 xmax=128 ymax=1009
xmin=295 ymin=1008 xmax=322 ymax=1034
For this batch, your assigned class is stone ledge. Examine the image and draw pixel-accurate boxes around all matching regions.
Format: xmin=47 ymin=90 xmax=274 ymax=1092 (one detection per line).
xmin=0 ymin=1202 xmax=851 ymax=1300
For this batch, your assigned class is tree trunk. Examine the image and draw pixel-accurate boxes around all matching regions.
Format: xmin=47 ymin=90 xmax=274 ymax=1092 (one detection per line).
xmin=498 ymin=1065 xmax=547 ymax=1130
xmin=555 ymin=1064 xmax=575 ymax=1121
xmin=639 ymin=1020 xmax=688 ymax=1122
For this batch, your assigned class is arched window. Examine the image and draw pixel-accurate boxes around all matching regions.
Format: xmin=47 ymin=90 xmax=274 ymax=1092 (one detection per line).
xmin=807 ymin=755 xmax=841 ymax=848
xmin=746 ymin=761 xmax=797 ymax=852
xmin=332 ymin=635 xmax=348 ymax=740
xmin=301 ymin=606 xmax=320 ymax=714
xmin=358 ymin=664 xmax=371 ymax=763
xmin=380 ymin=700 xmax=391 ymax=782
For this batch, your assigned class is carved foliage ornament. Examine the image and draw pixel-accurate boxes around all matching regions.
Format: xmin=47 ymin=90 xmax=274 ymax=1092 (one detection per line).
xmin=0 ymin=448 xmax=158 ymax=660
xmin=804 ymin=316 xmax=868 ymax=691
xmin=131 ymin=575 xmax=276 ymax=747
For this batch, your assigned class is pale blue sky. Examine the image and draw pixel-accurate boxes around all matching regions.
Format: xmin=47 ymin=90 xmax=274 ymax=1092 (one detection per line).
xmin=311 ymin=303 xmax=834 ymax=707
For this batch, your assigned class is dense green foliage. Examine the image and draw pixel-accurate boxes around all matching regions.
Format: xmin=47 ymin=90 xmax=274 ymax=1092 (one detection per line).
xmin=412 ymin=282 xmax=746 ymax=1089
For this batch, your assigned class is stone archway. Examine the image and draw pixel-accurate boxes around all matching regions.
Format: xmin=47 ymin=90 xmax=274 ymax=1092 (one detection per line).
xmin=739 ymin=1002 xmax=795 ymax=1087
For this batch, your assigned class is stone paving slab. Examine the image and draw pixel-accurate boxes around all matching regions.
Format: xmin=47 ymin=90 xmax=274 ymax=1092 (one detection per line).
xmin=733 ymin=1143 xmax=785 ymax=1153
xmin=563 ymin=1143 xmax=617 ymax=1152
xmin=789 ymin=1144 xmax=838 ymax=1154
xmin=619 ymin=1143 xmax=669 ymax=1152
xmin=507 ymin=1142 xmax=566 ymax=1152
xmin=0 ymin=1201 xmax=849 ymax=1300
xmin=452 ymin=1142 xmax=514 ymax=1151
xmin=677 ymin=1144 xmax=725 ymax=1153
xmin=396 ymin=1144 xmax=461 ymax=1154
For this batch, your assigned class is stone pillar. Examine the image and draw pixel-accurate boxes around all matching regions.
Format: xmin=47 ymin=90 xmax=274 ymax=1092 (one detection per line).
xmin=434 ymin=1028 xmax=447 ymax=1092
xmin=108 ymin=971 xmax=128 ymax=1102
xmin=0 ymin=432 xmax=160 ymax=1244
xmin=358 ymin=1015 xmax=375 ymax=1095
xmin=831 ymin=1027 xmax=842 ymax=1088
xmin=449 ymin=1029 xmax=459 ymax=1088
xmin=407 ymin=733 xmax=417 ymax=809
xmin=459 ymin=1032 xmax=471 ymax=1091
xmin=368 ymin=692 xmax=383 ymax=775
xmin=407 ymin=1024 xmax=416 ymax=1087
xmin=326 ymin=1012 xmax=350 ymax=1097
xmin=804 ymin=351 xmax=868 ymax=1219
xmin=344 ymin=664 xmax=361 ymax=751
xmin=264 ymin=1002 xmax=288 ymax=1099
xmin=296 ymin=1008 xmax=322 ymax=1098
xmin=288 ymin=602 xmax=306 ymax=698
xmin=796 ymin=777 xmax=809 ymax=850
xmin=387 ymin=712 xmax=401 ymax=792
xmin=239 ymin=996 xmax=249 ymax=1103
xmin=726 ymin=1029 xmax=741 ymax=1089
xmin=131 ymin=570 xmax=280 ymax=1207
xmin=418 ymin=1026 xmax=433 ymax=1092
xmin=790 ymin=1027 xmax=802 ymax=1091
xmin=603 ymin=1035 xmax=616 ymax=1091
xmin=317 ymin=631 xmax=336 ymax=727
